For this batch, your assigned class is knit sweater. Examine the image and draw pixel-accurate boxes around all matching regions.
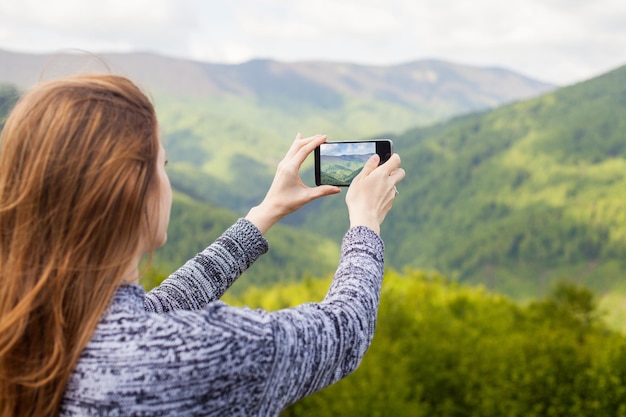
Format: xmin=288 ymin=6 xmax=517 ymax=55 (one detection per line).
xmin=60 ymin=218 xmax=385 ymax=416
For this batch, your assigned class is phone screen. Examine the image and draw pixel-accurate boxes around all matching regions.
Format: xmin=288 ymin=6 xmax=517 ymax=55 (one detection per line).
xmin=315 ymin=140 xmax=392 ymax=186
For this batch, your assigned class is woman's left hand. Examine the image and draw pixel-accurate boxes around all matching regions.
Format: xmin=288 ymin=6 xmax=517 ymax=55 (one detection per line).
xmin=245 ymin=133 xmax=341 ymax=234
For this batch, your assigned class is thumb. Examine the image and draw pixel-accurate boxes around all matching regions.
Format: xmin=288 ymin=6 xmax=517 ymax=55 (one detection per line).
xmin=311 ymin=185 xmax=341 ymax=200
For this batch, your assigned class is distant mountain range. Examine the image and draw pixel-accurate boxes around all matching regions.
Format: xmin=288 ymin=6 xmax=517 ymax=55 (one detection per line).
xmin=0 ymin=49 xmax=553 ymax=113
xmin=322 ymin=154 xmax=372 ymax=164
xmin=0 ymin=48 xmax=558 ymax=217
xmin=0 ymin=50 xmax=555 ymax=211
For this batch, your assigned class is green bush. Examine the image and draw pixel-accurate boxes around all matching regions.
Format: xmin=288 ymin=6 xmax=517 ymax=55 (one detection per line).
xmin=224 ymin=269 xmax=626 ymax=417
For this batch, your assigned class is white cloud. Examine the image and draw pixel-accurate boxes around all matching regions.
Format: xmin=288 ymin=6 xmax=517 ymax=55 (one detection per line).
xmin=0 ymin=0 xmax=625 ymax=84
xmin=0 ymin=0 xmax=194 ymax=53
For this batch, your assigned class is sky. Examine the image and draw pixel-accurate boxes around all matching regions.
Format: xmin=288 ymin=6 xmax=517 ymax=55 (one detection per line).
xmin=0 ymin=0 xmax=625 ymax=85
xmin=321 ymin=142 xmax=376 ymax=157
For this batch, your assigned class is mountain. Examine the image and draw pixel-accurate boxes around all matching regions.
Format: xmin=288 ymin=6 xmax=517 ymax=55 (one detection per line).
xmin=322 ymin=154 xmax=372 ymax=164
xmin=295 ymin=64 xmax=626 ymax=298
xmin=151 ymin=193 xmax=340 ymax=293
xmin=0 ymin=84 xmax=19 ymax=129
xmin=0 ymin=49 xmax=554 ymax=213
xmin=0 ymin=49 xmax=552 ymax=110
xmin=9 ymin=49 xmax=597 ymax=298
xmin=319 ymin=154 xmax=370 ymax=185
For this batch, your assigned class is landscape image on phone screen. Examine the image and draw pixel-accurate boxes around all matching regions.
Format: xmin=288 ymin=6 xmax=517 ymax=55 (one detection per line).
xmin=320 ymin=142 xmax=375 ymax=186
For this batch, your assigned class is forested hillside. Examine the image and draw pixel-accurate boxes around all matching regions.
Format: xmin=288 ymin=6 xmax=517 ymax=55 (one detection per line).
xmin=296 ymin=64 xmax=626 ymax=298
xmin=4 ymin=55 xmax=626 ymax=300
xmin=144 ymin=192 xmax=340 ymax=293
xmin=0 ymin=49 xmax=553 ymax=214
xmin=0 ymin=83 xmax=19 ymax=129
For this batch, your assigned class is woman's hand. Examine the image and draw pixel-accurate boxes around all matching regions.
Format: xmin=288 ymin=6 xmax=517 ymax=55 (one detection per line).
xmin=345 ymin=153 xmax=405 ymax=235
xmin=245 ymin=133 xmax=341 ymax=234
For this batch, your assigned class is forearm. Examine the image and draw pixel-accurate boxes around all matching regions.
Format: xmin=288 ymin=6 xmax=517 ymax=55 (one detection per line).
xmin=144 ymin=218 xmax=269 ymax=312
xmin=265 ymin=226 xmax=385 ymax=409
xmin=319 ymin=226 xmax=385 ymax=375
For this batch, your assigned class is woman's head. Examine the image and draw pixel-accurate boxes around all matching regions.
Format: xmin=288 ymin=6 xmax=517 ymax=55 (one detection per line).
xmin=0 ymin=73 xmax=169 ymax=416
xmin=1 ymin=73 xmax=166 ymax=264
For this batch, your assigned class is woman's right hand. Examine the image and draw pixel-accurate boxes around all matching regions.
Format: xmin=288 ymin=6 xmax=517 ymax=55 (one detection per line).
xmin=345 ymin=153 xmax=405 ymax=235
xmin=245 ymin=133 xmax=341 ymax=234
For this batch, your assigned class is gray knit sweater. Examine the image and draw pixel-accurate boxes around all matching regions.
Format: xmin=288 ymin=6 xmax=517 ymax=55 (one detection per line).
xmin=60 ymin=218 xmax=384 ymax=416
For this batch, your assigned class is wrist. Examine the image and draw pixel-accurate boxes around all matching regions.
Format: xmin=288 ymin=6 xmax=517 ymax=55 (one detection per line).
xmin=349 ymin=214 xmax=380 ymax=235
xmin=245 ymin=203 xmax=282 ymax=234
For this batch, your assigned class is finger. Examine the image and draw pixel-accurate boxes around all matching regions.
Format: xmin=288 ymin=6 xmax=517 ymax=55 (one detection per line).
xmin=284 ymin=132 xmax=306 ymax=159
xmin=390 ymin=167 xmax=406 ymax=184
xmin=358 ymin=153 xmax=381 ymax=178
xmin=285 ymin=133 xmax=325 ymax=159
xmin=290 ymin=134 xmax=328 ymax=166
xmin=381 ymin=153 xmax=402 ymax=172
xmin=300 ymin=134 xmax=328 ymax=151
xmin=311 ymin=185 xmax=341 ymax=199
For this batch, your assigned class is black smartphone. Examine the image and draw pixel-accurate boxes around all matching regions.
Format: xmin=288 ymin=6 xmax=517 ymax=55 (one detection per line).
xmin=314 ymin=139 xmax=393 ymax=186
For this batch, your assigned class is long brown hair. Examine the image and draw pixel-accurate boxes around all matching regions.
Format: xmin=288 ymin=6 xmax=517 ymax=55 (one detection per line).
xmin=0 ymin=74 xmax=159 ymax=416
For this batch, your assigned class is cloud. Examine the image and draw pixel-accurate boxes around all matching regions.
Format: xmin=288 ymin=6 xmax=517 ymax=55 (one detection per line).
xmin=0 ymin=0 xmax=625 ymax=84
xmin=321 ymin=141 xmax=375 ymax=157
xmin=0 ymin=0 xmax=195 ymax=53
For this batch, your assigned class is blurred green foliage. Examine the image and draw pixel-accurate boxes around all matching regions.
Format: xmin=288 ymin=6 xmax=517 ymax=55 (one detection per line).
xmin=225 ymin=269 xmax=626 ymax=417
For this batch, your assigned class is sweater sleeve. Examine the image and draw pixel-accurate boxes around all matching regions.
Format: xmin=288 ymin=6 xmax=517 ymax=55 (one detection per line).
xmin=260 ymin=226 xmax=384 ymax=414
xmin=144 ymin=218 xmax=269 ymax=313
xmin=60 ymin=226 xmax=383 ymax=417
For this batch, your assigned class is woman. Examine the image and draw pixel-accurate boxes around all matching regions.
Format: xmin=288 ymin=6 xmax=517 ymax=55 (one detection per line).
xmin=0 ymin=74 xmax=404 ymax=417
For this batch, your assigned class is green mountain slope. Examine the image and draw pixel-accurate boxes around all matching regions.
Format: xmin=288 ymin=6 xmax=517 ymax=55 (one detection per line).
xmin=0 ymin=49 xmax=553 ymax=213
xmin=151 ymin=192 xmax=340 ymax=293
xmin=0 ymin=83 xmax=19 ymax=129
xmin=297 ymin=64 xmax=626 ymax=298
xmin=6 ymin=50 xmax=625 ymax=298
